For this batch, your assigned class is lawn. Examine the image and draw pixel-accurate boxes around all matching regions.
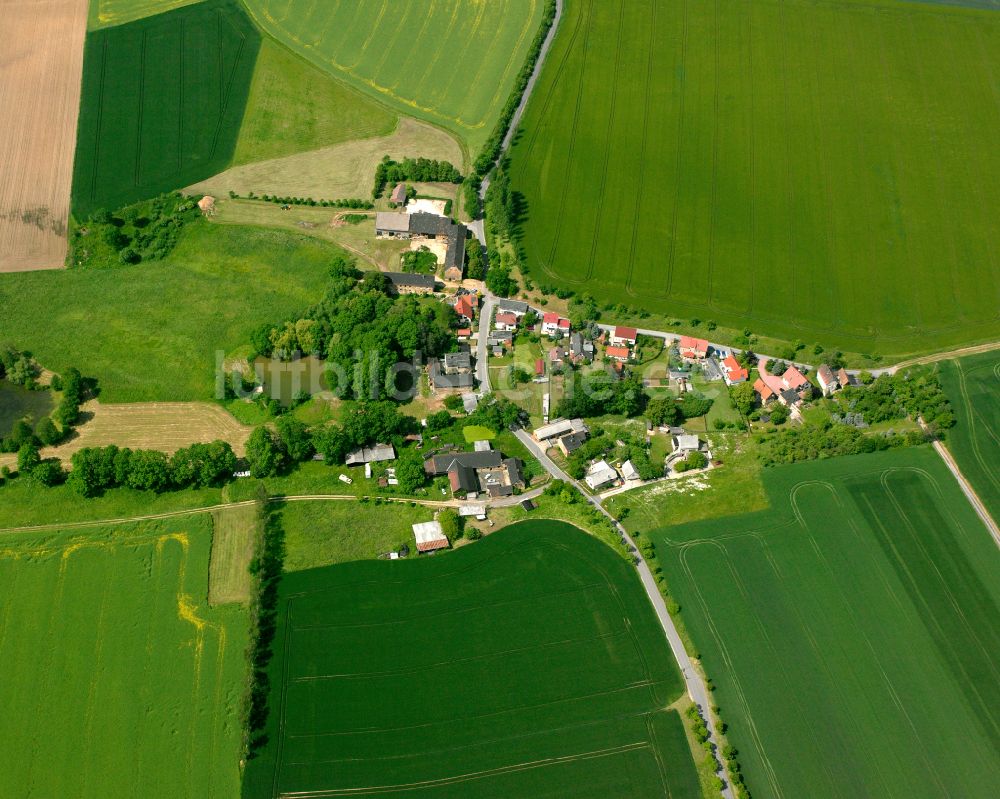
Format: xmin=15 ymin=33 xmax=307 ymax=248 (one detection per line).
xmin=241 ymin=0 xmax=547 ymax=155
xmin=278 ymin=498 xmax=441 ymax=572
xmin=0 ymin=517 xmax=248 ymax=797
xmin=242 ymin=520 xmax=698 ymax=798
xmin=509 ymin=0 xmax=1000 ymax=358
xmin=0 ymin=221 xmax=336 ymax=402
xmin=0 ymin=380 xmax=54 ymax=437
xmin=72 ymin=0 xmax=259 ymax=214
xmin=653 ymin=447 xmax=1000 ymax=798
xmin=0 ymin=479 xmax=225 ymax=531
xmin=233 ymin=37 xmax=397 ymax=166
xmin=938 ymin=350 xmax=1000 ymax=520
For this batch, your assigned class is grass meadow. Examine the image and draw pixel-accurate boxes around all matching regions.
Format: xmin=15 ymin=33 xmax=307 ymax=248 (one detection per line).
xmin=509 ymin=0 xmax=1000 ymax=357
xmin=73 ymin=0 xmax=259 ymax=214
xmin=938 ymin=351 xmax=1000 ymax=521
xmin=654 ymin=447 xmax=1000 ymax=799
xmin=232 ymin=37 xmax=397 ymax=166
xmin=0 ymin=222 xmax=336 ymax=402
xmin=241 ymin=0 xmax=546 ymax=155
xmin=242 ymin=520 xmax=698 ymax=798
xmin=0 ymin=517 xmax=248 ymax=798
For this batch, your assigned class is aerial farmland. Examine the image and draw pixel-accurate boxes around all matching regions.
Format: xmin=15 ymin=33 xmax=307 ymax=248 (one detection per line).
xmin=1 ymin=1 xmax=999 ymax=798
xmin=0 ymin=0 xmax=88 ymax=271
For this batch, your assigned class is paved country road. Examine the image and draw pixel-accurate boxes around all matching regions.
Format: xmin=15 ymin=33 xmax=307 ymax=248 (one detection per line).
xmin=514 ymin=429 xmax=736 ymax=799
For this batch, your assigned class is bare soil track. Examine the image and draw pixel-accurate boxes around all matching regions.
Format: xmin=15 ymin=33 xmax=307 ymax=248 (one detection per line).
xmin=0 ymin=0 xmax=88 ymax=272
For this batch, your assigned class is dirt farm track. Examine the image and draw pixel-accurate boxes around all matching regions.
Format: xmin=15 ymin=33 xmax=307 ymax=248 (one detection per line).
xmin=0 ymin=0 xmax=88 ymax=272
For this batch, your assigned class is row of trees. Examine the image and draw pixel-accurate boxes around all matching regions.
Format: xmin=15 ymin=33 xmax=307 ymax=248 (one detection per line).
xmin=67 ymin=440 xmax=237 ymax=496
xmin=758 ymin=423 xmax=927 ymax=466
xmin=373 ymin=156 xmax=462 ymax=198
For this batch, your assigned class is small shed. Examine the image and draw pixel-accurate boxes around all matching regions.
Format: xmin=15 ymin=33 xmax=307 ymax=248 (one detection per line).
xmin=390 ymin=183 xmax=408 ymax=204
xmin=412 ymin=521 xmax=449 ymax=553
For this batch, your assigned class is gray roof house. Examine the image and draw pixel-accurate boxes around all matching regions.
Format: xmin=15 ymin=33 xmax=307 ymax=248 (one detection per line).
xmin=384 ymin=271 xmax=436 ymax=294
xmin=345 ymin=443 xmax=396 ymax=466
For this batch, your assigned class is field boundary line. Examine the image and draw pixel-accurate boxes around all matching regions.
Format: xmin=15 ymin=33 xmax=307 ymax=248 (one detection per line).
xmin=933 ymin=440 xmax=1000 ymax=549
xmin=663 ymin=0 xmax=690 ymax=298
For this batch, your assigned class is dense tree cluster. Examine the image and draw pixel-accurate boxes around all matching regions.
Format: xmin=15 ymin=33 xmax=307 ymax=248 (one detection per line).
xmin=373 ymin=156 xmax=462 ymax=198
xmin=484 ymin=165 xmax=515 ymax=237
xmin=757 ymin=423 xmax=927 ymax=466
xmin=466 ymin=394 xmax=528 ymax=432
xmin=72 ymin=193 xmax=198 ymax=267
xmin=466 ymin=240 xmax=485 ymax=280
xmin=837 ymin=370 xmax=954 ymax=431
xmin=67 ymin=440 xmax=237 ymax=496
xmin=249 ymin=256 xmax=457 ymax=400
xmin=312 ymin=402 xmax=418 ymax=467
xmin=0 ymin=344 xmax=40 ymax=387
xmin=556 ymin=372 xmax=647 ymax=419
xmin=484 ymin=253 xmax=517 ymax=297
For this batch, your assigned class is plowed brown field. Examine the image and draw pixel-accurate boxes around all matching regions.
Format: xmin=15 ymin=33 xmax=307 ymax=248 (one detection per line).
xmin=0 ymin=0 xmax=88 ymax=272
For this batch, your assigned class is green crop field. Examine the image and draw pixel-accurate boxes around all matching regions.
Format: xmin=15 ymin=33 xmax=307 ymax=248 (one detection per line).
xmin=0 ymin=517 xmax=248 ymax=798
xmin=509 ymin=0 xmax=1000 ymax=357
xmin=89 ymin=0 xmax=207 ymax=29
xmin=72 ymin=0 xmax=259 ymax=214
xmin=232 ymin=37 xmax=397 ymax=166
xmin=939 ymin=351 xmax=1000 ymax=521
xmin=241 ymin=0 xmax=546 ymax=155
xmin=243 ymin=520 xmax=699 ymax=798
xmin=653 ymin=447 xmax=1000 ymax=799
xmin=0 ymin=222 xmax=337 ymax=402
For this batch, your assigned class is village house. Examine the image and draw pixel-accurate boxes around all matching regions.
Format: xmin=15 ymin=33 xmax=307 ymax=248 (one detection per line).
xmin=540 ymin=312 xmax=571 ymax=337
xmin=672 ymin=433 xmax=702 ymax=453
xmin=429 ymin=351 xmax=474 ymax=390
xmin=679 ymin=335 xmax=709 ymax=360
xmin=494 ymin=312 xmax=519 ymax=332
xmin=383 ymin=272 xmax=436 ymax=295
xmin=606 ymin=345 xmax=630 ymax=362
xmin=816 ymin=364 xmax=838 ymax=395
xmin=423 ymin=450 xmax=524 ymax=496
xmin=570 ymin=332 xmax=595 ymax=363
xmin=390 ymin=183 xmax=408 ymax=205
xmin=556 ymin=430 xmax=588 ymax=456
xmin=610 ymin=326 xmax=638 ymax=348
xmin=495 ymin=298 xmax=529 ymax=317
xmin=487 ymin=330 xmax=513 ymax=348
xmin=754 ymin=362 xmax=813 ymax=407
xmin=585 ymin=460 xmax=619 ymax=491
xmin=451 ymin=294 xmax=477 ymax=324
xmin=721 ymin=355 xmax=749 ymax=385
xmin=620 ymin=460 xmax=641 ymax=482
xmin=533 ymin=418 xmax=589 ymax=444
